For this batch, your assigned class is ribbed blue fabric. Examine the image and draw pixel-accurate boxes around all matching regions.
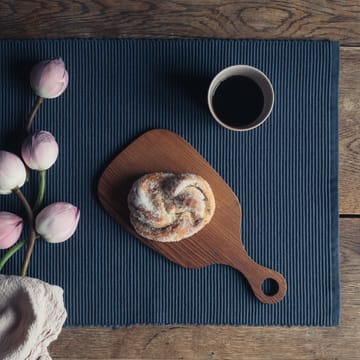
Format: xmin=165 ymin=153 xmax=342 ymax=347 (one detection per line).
xmin=0 ymin=39 xmax=339 ymax=326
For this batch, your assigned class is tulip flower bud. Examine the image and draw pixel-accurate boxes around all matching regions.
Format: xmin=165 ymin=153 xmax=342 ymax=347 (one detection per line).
xmin=0 ymin=212 xmax=23 ymax=249
xmin=35 ymin=202 xmax=80 ymax=243
xmin=21 ymin=130 xmax=59 ymax=171
xmin=0 ymin=151 xmax=27 ymax=195
xmin=30 ymin=58 xmax=69 ymax=99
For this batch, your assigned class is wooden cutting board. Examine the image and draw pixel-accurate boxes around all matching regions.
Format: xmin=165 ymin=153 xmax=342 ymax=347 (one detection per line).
xmin=98 ymin=129 xmax=287 ymax=304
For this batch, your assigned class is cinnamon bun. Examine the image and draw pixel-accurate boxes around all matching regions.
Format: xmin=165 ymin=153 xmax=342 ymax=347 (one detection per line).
xmin=127 ymin=173 xmax=215 ymax=242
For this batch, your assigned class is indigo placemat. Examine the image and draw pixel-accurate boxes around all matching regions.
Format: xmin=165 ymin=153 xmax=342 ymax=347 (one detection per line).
xmin=0 ymin=39 xmax=339 ymax=326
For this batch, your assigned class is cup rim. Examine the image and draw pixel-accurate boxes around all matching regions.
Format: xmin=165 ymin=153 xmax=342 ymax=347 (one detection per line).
xmin=207 ymin=65 xmax=274 ymax=131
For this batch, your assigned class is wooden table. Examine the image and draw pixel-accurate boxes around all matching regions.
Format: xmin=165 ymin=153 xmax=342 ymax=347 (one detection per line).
xmin=1 ymin=1 xmax=359 ymax=359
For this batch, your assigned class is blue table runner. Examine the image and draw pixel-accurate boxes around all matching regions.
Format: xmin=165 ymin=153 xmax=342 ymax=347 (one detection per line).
xmin=0 ymin=39 xmax=339 ymax=326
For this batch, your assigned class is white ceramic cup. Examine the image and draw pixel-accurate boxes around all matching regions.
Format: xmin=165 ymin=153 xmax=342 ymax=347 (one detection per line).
xmin=207 ymin=65 xmax=274 ymax=131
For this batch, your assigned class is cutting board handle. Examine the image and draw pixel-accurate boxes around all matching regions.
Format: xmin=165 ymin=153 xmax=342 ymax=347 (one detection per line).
xmin=229 ymin=252 xmax=287 ymax=304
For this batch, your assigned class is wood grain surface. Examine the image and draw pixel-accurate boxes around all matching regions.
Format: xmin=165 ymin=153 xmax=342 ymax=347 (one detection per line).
xmin=339 ymin=48 xmax=360 ymax=215
xmin=49 ymin=218 xmax=360 ymax=360
xmin=1 ymin=0 xmax=359 ymax=358
xmin=0 ymin=0 xmax=359 ymax=45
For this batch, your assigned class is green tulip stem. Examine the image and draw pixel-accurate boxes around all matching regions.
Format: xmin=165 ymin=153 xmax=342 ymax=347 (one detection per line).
xmin=0 ymin=240 xmax=26 ymax=272
xmin=12 ymin=187 xmax=36 ymax=277
xmin=33 ymin=170 xmax=46 ymax=214
xmin=26 ymin=96 xmax=44 ymax=134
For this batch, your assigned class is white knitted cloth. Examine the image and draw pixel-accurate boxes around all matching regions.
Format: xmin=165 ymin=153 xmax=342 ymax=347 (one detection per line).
xmin=0 ymin=275 xmax=67 ymax=360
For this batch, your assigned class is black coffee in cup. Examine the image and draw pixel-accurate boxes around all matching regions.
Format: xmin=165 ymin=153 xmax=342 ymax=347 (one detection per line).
xmin=208 ymin=65 xmax=273 ymax=131
xmin=212 ymin=75 xmax=264 ymax=128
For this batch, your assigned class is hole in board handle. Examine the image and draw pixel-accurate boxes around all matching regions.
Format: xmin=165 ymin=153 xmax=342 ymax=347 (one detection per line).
xmin=261 ymin=278 xmax=279 ymax=297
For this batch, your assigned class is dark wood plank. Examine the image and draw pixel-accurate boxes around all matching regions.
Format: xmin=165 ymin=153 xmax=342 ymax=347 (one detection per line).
xmin=339 ymin=47 xmax=360 ymax=214
xmin=0 ymin=0 xmax=359 ymax=45
xmin=49 ymin=218 xmax=360 ymax=359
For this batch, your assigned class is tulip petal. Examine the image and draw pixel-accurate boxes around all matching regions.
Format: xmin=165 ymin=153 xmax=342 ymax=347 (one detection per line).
xmin=0 ymin=212 xmax=23 ymax=249
xmin=22 ymin=131 xmax=59 ymax=171
xmin=35 ymin=202 xmax=80 ymax=243
xmin=30 ymin=58 xmax=69 ymax=99
xmin=0 ymin=151 xmax=27 ymax=194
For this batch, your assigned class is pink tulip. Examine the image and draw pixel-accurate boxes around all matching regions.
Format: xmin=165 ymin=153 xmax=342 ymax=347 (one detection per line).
xmin=30 ymin=58 xmax=69 ymax=99
xmin=35 ymin=202 xmax=80 ymax=243
xmin=0 ymin=151 xmax=27 ymax=195
xmin=0 ymin=212 xmax=23 ymax=249
xmin=21 ymin=130 xmax=59 ymax=171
